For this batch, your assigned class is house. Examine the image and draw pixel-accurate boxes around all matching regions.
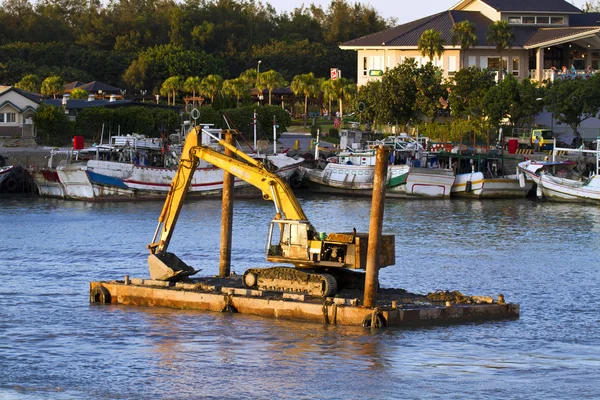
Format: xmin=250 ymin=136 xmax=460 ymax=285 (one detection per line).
xmin=64 ymin=81 xmax=123 ymax=100
xmin=0 ymin=86 xmax=43 ymax=139
xmin=340 ymin=0 xmax=600 ymax=85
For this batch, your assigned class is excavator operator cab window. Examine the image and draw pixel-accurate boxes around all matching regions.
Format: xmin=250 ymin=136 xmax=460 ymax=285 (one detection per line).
xmin=266 ymin=220 xmax=309 ymax=259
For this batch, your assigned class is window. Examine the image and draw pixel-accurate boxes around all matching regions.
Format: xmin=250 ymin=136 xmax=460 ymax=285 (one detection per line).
xmin=536 ymin=16 xmax=549 ymax=24
xmin=363 ymin=57 xmax=367 ymax=76
xmin=512 ymin=58 xmax=520 ymax=76
xmin=508 ymin=16 xmax=521 ymax=24
xmin=523 ymin=16 xmax=535 ymax=24
xmin=468 ymin=56 xmax=476 ymax=67
xmin=551 ymin=16 xmax=564 ymax=25
xmin=447 ymin=56 xmax=457 ymax=75
xmin=0 ymin=114 xmax=4 ymax=123
xmin=7 ymin=113 xmax=15 ymax=123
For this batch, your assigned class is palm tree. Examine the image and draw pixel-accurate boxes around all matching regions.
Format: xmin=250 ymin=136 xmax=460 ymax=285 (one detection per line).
xmin=222 ymin=77 xmax=249 ymax=106
xmin=40 ymin=76 xmax=64 ymax=99
xmin=451 ymin=20 xmax=478 ymax=69
xmin=183 ymin=76 xmax=202 ymax=108
xmin=200 ymin=74 xmax=224 ymax=104
xmin=291 ymin=72 xmax=319 ymax=127
xmin=486 ymin=20 xmax=515 ymax=81
xmin=418 ymin=29 xmax=445 ymax=63
xmin=160 ymin=76 xmax=183 ymax=106
xmin=239 ymin=69 xmax=258 ymax=89
xmin=331 ymin=77 xmax=356 ymax=129
xmin=256 ymin=70 xmax=287 ymax=106
xmin=321 ymin=79 xmax=336 ymax=118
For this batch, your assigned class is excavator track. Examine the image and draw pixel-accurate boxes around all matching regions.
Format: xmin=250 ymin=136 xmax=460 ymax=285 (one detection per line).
xmin=243 ymin=267 xmax=337 ymax=298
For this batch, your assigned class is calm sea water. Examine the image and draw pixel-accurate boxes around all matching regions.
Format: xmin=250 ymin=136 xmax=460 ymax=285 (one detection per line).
xmin=0 ymin=194 xmax=599 ymax=399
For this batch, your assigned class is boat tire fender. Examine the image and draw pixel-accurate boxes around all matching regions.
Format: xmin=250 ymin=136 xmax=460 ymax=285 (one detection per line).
xmin=90 ymin=286 xmax=111 ymax=304
xmin=362 ymin=310 xmax=386 ymax=329
xmin=465 ymin=181 xmax=472 ymax=192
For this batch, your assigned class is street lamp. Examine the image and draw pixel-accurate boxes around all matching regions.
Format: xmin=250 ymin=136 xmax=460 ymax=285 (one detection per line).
xmin=140 ymin=89 xmax=147 ymax=103
xmin=257 ymin=60 xmax=262 ymax=74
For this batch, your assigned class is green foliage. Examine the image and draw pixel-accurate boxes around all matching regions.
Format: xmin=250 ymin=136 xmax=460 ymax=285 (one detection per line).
xmin=544 ymin=76 xmax=600 ymax=135
xmin=221 ymin=105 xmax=291 ymax=140
xmin=377 ymin=59 xmax=419 ymax=126
xmin=485 ymin=21 xmax=515 ymax=81
xmin=40 ymin=75 xmax=64 ymax=98
xmin=414 ymin=63 xmax=446 ymax=122
xmin=32 ymin=103 xmax=74 ymax=146
xmin=451 ymin=20 xmax=477 ymax=69
xmin=15 ymin=73 xmax=40 ymax=93
xmin=74 ymin=107 xmax=115 ymax=140
xmin=328 ymin=127 xmax=339 ymax=138
xmin=70 ymin=88 xmax=89 ymax=99
xmin=482 ymin=75 xmax=543 ymax=128
xmin=448 ymin=67 xmax=496 ymax=119
xmin=418 ymin=29 xmax=445 ymax=61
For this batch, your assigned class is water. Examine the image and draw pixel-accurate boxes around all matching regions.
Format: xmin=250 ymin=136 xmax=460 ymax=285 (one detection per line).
xmin=1 ymin=195 xmax=599 ymax=399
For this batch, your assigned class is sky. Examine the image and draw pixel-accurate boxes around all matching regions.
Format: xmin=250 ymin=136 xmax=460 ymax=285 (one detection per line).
xmin=265 ymin=0 xmax=590 ymax=24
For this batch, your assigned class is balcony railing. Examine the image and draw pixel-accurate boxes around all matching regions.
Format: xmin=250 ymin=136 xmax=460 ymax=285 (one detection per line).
xmin=529 ymin=69 xmax=597 ymax=81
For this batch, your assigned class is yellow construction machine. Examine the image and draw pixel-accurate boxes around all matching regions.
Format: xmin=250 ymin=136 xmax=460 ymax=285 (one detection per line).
xmin=147 ymin=126 xmax=395 ymax=297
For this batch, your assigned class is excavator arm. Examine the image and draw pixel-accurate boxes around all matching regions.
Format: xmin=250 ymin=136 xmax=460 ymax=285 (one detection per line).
xmin=146 ymin=126 xmax=312 ymax=280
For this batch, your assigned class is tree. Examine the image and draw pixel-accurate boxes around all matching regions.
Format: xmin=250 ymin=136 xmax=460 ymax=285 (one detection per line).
xmin=256 ymin=70 xmax=287 ymax=106
xmin=378 ymin=59 xmax=419 ymax=127
xmin=584 ymin=1 xmax=600 ymax=12
xmin=222 ymin=77 xmax=249 ymax=106
xmin=451 ymin=20 xmax=477 ymax=69
xmin=448 ymin=67 xmax=496 ymax=119
xmin=486 ymin=21 xmax=515 ymax=81
xmin=199 ymin=74 xmax=224 ymax=104
xmin=160 ymin=76 xmax=183 ymax=106
xmin=415 ymin=63 xmax=446 ymax=122
xmin=545 ymin=76 xmax=600 ymax=141
xmin=15 ymin=74 xmax=40 ymax=93
xmin=290 ymin=72 xmax=319 ymax=127
xmin=330 ymin=77 xmax=356 ymax=128
xmin=239 ymin=69 xmax=258 ymax=89
xmin=482 ymin=75 xmax=543 ymax=128
xmin=32 ymin=103 xmax=73 ymax=146
xmin=418 ymin=29 xmax=445 ymax=63
xmin=70 ymin=88 xmax=89 ymax=99
xmin=183 ymin=76 xmax=202 ymax=108
xmin=356 ymin=79 xmax=383 ymax=127
xmin=40 ymin=75 xmax=64 ymax=99
xmin=321 ymin=79 xmax=336 ymax=118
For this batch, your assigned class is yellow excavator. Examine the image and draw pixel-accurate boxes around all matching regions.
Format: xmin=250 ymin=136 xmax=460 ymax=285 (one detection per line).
xmin=147 ymin=126 xmax=395 ymax=297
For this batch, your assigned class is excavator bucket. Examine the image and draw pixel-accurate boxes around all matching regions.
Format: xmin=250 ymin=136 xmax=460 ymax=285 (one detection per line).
xmin=148 ymin=252 xmax=199 ymax=281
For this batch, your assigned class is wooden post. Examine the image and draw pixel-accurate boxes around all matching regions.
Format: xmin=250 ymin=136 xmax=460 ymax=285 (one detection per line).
xmin=364 ymin=145 xmax=388 ymax=308
xmin=219 ymin=130 xmax=235 ymax=277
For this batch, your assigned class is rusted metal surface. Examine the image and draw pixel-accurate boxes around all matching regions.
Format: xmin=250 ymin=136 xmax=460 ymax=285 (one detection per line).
xmin=364 ymin=146 xmax=389 ymax=308
xmin=90 ymin=280 xmax=519 ymax=328
xmin=219 ymin=131 xmax=235 ymax=277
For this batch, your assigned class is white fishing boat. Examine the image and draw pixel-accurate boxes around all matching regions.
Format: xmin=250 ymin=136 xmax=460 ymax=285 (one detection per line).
xmin=517 ymin=141 xmax=600 ymax=203
xmin=32 ymin=126 xmax=304 ymax=201
xmin=300 ymin=148 xmax=410 ymax=196
xmin=301 ymin=135 xmax=454 ymax=198
xmin=430 ymin=151 xmax=532 ymax=198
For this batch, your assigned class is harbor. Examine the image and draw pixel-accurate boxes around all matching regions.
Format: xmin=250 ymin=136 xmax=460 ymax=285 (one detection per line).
xmin=2 ymin=194 xmax=598 ymax=398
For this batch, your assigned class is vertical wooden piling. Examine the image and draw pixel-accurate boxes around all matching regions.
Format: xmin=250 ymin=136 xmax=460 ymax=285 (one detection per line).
xmin=219 ymin=130 xmax=235 ymax=277
xmin=364 ymin=145 xmax=389 ymax=308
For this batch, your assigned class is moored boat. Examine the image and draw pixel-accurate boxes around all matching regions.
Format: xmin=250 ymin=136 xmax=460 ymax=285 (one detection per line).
xmin=31 ymin=127 xmax=304 ymax=201
xmin=517 ymin=143 xmax=599 ymax=203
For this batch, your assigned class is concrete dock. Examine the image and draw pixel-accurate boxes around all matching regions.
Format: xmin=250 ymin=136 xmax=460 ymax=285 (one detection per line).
xmin=90 ymin=276 xmax=519 ymax=328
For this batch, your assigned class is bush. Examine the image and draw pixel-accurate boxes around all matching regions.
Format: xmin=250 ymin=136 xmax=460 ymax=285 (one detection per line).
xmin=328 ymin=127 xmax=339 ymax=138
